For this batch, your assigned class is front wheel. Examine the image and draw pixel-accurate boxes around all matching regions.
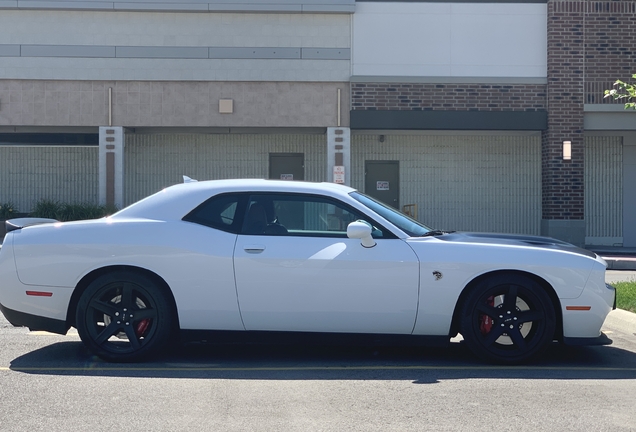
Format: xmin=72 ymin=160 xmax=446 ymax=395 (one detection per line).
xmin=460 ymin=274 xmax=556 ymax=364
xmin=76 ymin=271 xmax=175 ymax=362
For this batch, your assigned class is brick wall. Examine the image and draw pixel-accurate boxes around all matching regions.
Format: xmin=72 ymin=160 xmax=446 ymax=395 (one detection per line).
xmin=584 ymin=0 xmax=636 ymax=104
xmin=351 ymin=83 xmax=546 ymax=111
xmin=543 ymin=0 xmax=636 ymax=220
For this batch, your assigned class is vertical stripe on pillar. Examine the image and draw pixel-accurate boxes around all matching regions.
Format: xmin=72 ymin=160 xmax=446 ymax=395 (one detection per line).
xmin=106 ymin=152 xmax=115 ymax=207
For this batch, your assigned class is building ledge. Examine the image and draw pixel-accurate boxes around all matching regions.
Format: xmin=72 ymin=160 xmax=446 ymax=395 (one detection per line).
xmin=351 ymin=76 xmax=547 ymax=85
xmin=584 ymin=106 xmax=636 ymax=130
xmin=0 ymin=0 xmax=355 ymax=13
xmin=584 ymin=104 xmax=636 ymax=112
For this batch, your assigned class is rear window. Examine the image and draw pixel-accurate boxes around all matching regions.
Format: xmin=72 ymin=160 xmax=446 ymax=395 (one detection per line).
xmin=183 ymin=193 xmax=246 ymax=234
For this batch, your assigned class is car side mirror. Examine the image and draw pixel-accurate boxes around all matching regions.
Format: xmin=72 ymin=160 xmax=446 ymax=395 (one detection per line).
xmin=347 ymin=220 xmax=377 ymax=248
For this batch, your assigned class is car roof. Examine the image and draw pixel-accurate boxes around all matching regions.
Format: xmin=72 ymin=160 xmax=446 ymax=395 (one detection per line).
xmin=113 ymin=179 xmax=358 ymax=221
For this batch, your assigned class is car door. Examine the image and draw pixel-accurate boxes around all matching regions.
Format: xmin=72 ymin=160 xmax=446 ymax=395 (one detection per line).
xmin=233 ymin=193 xmax=420 ymax=334
xmin=178 ymin=192 xmax=247 ymax=330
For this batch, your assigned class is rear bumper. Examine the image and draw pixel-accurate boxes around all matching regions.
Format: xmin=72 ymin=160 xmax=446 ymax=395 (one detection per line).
xmin=0 ymin=302 xmax=69 ymax=335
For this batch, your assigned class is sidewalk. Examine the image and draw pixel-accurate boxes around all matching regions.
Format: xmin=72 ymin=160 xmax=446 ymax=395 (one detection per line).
xmin=604 ymin=308 xmax=636 ymax=335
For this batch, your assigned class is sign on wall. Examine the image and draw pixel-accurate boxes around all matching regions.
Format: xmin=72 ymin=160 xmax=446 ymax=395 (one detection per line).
xmin=333 ymin=166 xmax=345 ymax=184
xmin=376 ymin=181 xmax=389 ymax=191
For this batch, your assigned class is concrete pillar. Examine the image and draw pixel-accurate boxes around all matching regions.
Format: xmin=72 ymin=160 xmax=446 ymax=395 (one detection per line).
xmin=98 ymin=126 xmax=124 ymax=209
xmin=327 ymin=127 xmax=351 ymax=186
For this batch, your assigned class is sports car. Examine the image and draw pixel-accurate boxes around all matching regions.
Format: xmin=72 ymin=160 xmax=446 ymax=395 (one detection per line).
xmin=0 ymin=179 xmax=615 ymax=363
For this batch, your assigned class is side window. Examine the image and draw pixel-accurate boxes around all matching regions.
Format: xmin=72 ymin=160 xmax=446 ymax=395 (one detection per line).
xmin=241 ymin=193 xmax=388 ymax=238
xmin=183 ymin=193 xmax=245 ymax=234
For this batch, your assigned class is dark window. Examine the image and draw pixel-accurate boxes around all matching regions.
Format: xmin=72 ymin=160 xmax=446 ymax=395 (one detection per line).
xmin=183 ymin=193 xmax=246 ymax=234
xmin=0 ymin=133 xmax=98 ymax=145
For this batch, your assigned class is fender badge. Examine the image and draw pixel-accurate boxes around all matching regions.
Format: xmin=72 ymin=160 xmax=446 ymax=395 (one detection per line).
xmin=432 ymin=271 xmax=443 ymax=281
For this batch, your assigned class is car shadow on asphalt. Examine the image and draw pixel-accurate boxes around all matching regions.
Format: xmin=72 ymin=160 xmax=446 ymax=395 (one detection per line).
xmin=9 ymin=340 xmax=636 ymax=383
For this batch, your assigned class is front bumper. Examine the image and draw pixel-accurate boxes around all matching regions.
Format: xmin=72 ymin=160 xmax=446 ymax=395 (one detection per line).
xmin=562 ymin=331 xmax=613 ymax=346
xmin=561 ymin=278 xmax=616 ymax=339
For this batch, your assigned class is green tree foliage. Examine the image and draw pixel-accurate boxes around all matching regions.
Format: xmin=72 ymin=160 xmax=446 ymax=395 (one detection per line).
xmin=604 ymin=73 xmax=636 ymax=110
xmin=0 ymin=202 xmax=18 ymax=220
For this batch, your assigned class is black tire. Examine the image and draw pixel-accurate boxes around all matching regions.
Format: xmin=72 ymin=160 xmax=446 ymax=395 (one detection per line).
xmin=460 ymin=274 xmax=556 ymax=364
xmin=75 ymin=271 xmax=175 ymax=362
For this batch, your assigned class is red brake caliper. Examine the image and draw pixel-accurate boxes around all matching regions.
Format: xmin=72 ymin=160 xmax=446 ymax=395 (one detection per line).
xmin=135 ymin=319 xmax=150 ymax=337
xmin=480 ymin=296 xmax=495 ymax=335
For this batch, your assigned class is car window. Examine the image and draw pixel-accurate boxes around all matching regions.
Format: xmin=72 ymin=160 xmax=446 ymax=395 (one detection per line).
xmin=183 ymin=193 xmax=245 ymax=234
xmin=241 ymin=193 xmax=391 ymax=238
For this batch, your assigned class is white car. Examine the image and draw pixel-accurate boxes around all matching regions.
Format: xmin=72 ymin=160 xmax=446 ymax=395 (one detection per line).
xmin=0 ymin=179 xmax=615 ymax=363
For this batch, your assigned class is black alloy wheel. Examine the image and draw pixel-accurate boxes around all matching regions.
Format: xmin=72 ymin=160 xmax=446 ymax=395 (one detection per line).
xmin=76 ymin=271 xmax=174 ymax=362
xmin=460 ymin=274 xmax=556 ymax=364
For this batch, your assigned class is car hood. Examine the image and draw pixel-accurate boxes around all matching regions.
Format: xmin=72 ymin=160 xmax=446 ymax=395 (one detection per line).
xmin=430 ymin=231 xmax=597 ymax=259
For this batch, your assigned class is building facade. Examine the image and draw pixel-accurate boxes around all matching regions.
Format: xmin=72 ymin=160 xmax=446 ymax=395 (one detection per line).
xmin=0 ymin=0 xmax=635 ymax=247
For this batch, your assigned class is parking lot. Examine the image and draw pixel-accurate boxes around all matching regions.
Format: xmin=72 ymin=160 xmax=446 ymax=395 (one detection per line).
xmin=1 ymin=272 xmax=635 ymax=432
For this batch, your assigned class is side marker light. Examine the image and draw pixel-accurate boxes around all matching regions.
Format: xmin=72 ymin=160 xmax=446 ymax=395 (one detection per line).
xmin=26 ymin=291 xmax=53 ymax=297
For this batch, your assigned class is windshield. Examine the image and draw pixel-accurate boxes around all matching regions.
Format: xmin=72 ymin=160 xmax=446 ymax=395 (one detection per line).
xmin=350 ymin=192 xmax=432 ymax=237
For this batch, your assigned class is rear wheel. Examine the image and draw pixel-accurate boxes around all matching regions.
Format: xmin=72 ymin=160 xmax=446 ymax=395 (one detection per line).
xmin=460 ymin=274 xmax=556 ymax=364
xmin=76 ymin=271 xmax=174 ymax=362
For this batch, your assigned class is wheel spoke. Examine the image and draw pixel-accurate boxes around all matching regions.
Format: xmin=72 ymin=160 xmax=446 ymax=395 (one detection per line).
xmin=124 ymin=325 xmax=141 ymax=349
xmin=95 ymin=321 xmax=120 ymax=345
xmin=482 ymin=324 xmax=506 ymax=347
xmin=120 ymin=283 xmax=135 ymax=309
xmin=516 ymin=309 xmax=544 ymax=324
xmin=132 ymin=308 xmax=155 ymax=321
xmin=507 ymin=326 xmax=528 ymax=351
xmin=476 ymin=302 xmax=499 ymax=318
xmin=503 ymin=285 xmax=518 ymax=311
xmin=89 ymin=299 xmax=118 ymax=317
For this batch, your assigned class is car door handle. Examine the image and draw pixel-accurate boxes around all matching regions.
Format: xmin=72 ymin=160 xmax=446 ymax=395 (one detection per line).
xmin=244 ymin=245 xmax=266 ymax=253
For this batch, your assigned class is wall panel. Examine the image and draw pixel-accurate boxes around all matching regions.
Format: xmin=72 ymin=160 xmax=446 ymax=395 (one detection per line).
xmin=352 ymin=2 xmax=546 ymax=78
xmin=585 ymin=135 xmax=622 ymax=244
xmin=124 ymin=133 xmax=327 ymax=205
xmin=351 ymin=134 xmax=541 ymax=234
xmin=0 ymin=145 xmax=98 ymax=212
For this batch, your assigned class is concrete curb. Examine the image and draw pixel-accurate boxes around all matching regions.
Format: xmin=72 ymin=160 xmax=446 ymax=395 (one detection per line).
xmin=604 ymin=308 xmax=636 ymax=336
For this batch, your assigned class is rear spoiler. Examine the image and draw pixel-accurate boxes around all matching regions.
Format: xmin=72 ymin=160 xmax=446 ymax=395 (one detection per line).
xmin=5 ymin=218 xmax=59 ymax=234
